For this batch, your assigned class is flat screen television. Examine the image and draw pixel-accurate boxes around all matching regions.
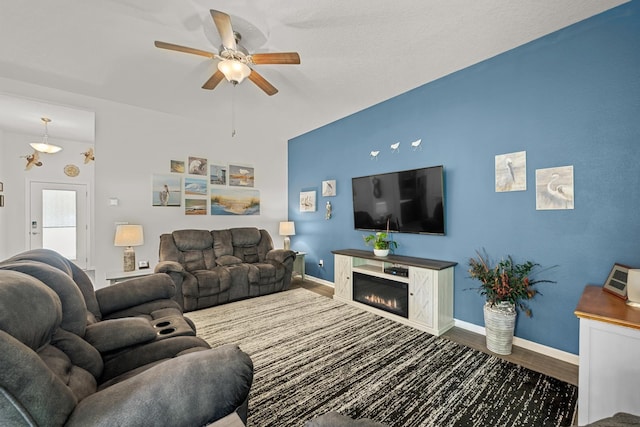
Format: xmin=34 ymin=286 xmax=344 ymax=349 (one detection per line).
xmin=352 ymin=165 xmax=445 ymax=235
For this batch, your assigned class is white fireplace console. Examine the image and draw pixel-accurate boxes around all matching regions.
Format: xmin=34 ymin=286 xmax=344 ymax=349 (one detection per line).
xmin=332 ymin=249 xmax=457 ymax=336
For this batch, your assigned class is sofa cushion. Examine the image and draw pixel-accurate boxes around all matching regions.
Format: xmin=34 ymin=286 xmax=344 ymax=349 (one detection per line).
xmin=212 ymin=230 xmax=234 ymax=257
xmin=216 ymin=255 xmax=243 ymax=266
xmin=172 ymin=230 xmax=216 ymax=271
xmin=191 ymin=268 xmax=231 ymax=297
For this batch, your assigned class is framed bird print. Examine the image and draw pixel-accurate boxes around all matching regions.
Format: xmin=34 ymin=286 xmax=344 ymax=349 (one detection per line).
xmin=495 ymin=151 xmax=526 ymax=192
xmin=322 ymin=180 xmax=336 ymax=197
xmin=152 ymin=174 xmax=181 ymax=207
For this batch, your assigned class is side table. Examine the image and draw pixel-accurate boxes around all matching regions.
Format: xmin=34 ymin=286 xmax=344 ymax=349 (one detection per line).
xmin=105 ymin=268 xmax=155 ymax=285
xmin=293 ymin=252 xmax=306 ymax=281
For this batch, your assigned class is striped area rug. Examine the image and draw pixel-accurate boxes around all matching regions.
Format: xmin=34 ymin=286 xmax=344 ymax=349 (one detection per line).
xmin=188 ymin=288 xmax=577 ymax=427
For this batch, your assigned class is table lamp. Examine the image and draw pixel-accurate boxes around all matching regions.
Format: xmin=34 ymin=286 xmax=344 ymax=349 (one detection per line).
xmin=279 ymin=221 xmax=295 ymax=251
xmin=114 ymin=224 xmax=144 ymax=272
xmin=627 ymin=269 xmax=640 ymax=308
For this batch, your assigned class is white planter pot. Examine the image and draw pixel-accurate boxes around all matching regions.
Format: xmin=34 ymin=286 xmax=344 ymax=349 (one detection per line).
xmin=483 ymin=302 xmax=517 ymax=355
xmin=373 ymin=249 xmax=389 ymax=257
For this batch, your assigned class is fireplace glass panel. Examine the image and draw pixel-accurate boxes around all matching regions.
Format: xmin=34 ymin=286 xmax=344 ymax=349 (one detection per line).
xmin=353 ymin=272 xmax=409 ymax=318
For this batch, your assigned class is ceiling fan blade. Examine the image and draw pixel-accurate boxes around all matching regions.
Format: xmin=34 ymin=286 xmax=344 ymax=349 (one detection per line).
xmin=202 ymin=70 xmax=225 ymax=90
xmin=154 ymin=41 xmax=214 ymax=58
xmin=210 ymin=10 xmax=236 ymax=51
xmin=251 ymin=52 xmax=301 ymax=65
xmin=248 ymin=70 xmax=278 ymax=96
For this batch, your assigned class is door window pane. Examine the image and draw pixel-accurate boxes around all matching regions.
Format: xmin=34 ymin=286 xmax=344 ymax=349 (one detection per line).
xmin=42 ymin=190 xmax=77 ymax=259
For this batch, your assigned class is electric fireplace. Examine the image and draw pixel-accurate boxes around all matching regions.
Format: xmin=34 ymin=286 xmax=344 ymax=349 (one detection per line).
xmin=353 ymin=272 xmax=409 ymax=318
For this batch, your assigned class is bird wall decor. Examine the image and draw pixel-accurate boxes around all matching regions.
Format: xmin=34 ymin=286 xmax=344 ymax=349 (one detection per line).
xmin=370 ymin=150 xmax=380 ymax=160
xmin=82 ymin=147 xmax=95 ymax=164
xmin=390 ymin=142 xmax=400 ymax=153
xmin=411 ymin=139 xmax=422 ymax=150
xmin=22 ymin=150 xmax=43 ymax=170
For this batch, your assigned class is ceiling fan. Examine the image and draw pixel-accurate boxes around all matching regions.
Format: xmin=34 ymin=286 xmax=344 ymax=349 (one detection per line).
xmin=155 ymin=9 xmax=300 ymax=96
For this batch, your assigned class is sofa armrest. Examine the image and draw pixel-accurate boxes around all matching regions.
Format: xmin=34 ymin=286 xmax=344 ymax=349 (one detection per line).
xmin=66 ymin=344 xmax=253 ymax=427
xmin=84 ymin=318 xmax=156 ymax=353
xmin=155 ymin=260 xmax=185 ymax=275
xmin=266 ymin=249 xmax=296 ymax=265
xmin=95 ymin=273 xmax=176 ymax=316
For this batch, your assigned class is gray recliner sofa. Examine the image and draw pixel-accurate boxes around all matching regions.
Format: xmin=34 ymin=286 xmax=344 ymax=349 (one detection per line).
xmin=156 ymin=227 xmax=296 ymax=311
xmin=0 ymin=250 xmax=253 ymax=426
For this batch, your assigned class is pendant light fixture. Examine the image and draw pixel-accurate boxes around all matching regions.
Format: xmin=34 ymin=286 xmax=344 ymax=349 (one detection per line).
xmin=30 ymin=117 xmax=62 ymax=154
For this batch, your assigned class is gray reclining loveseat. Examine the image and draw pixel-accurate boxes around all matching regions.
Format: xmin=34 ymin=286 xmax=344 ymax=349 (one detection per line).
xmin=156 ymin=227 xmax=296 ymax=311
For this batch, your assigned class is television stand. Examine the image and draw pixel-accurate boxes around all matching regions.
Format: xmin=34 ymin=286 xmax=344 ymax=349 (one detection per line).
xmin=331 ymin=249 xmax=457 ymax=336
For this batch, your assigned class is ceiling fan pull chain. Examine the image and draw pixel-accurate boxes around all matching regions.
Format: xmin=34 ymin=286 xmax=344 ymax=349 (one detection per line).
xmin=231 ymin=83 xmax=237 ymax=137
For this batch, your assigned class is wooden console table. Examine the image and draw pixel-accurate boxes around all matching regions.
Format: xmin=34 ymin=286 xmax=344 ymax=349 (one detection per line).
xmin=574 ymin=285 xmax=640 ymax=424
xmin=332 ymin=249 xmax=457 ymax=336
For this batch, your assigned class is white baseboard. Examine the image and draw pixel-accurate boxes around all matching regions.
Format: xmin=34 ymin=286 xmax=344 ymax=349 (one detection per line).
xmin=454 ymin=319 xmax=579 ymax=365
xmin=304 ymin=275 xmax=334 ymax=288
xmin=311 ymin=276 xmax=579 ymax=366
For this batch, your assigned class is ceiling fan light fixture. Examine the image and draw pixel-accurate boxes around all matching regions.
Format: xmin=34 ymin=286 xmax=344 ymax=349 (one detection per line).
xmin=30 ymin=117 xmax=62 ymax=154
xmin=217 ymin=59 xmax=251 ymax=84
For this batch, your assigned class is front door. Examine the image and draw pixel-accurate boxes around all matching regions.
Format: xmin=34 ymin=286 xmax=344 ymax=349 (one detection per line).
xmin=29 ymin=181 xmax=89 ymax=269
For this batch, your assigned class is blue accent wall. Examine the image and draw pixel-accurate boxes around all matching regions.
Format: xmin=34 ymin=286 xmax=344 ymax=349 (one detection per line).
xmin=287 ymin=2 xmax=640 ymax=355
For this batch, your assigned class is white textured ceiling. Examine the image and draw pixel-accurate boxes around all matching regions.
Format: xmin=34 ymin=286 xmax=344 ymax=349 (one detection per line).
xmin=0 ymin=0 xmax=628 ymax=141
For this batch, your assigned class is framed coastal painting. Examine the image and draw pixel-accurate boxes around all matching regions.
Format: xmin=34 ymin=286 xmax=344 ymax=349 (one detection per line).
xmin=152 ymin=174 xmax=181 ymax=206
xmin=229 ymin=164 xmax=255 ymax=187
xmin=210 ymin=164 xmax=227 ymax=186
xmin=185 ymin=198 xmax=207 ymax=215
xmin=188 ymin=156 xmax=208 ymax=176
xmin=210 ymin=188 xmax=260 ymax=215
xmin=170 ymin=160 xmax=185 ymax=173
xmin=184 ymin=177 xmax=207 ymax=196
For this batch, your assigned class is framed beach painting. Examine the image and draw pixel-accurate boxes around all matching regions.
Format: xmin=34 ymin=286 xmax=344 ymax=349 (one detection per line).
xmin=210 ymin=164 xmax=227 ymax=186
xmin=184 ymin=177 xmax=207 ymax=196
xmin=152 ymin=174 xmax=181 ymax=206
xmin=210 ymin=188 xmax=260 ymax=215
xmin=229 ymin=164 xmax=255 ymax=187
xmin=170 ymin=160 xmax=185 ymax=173
xmin=185 ymin=198 xmax=207 ymax=215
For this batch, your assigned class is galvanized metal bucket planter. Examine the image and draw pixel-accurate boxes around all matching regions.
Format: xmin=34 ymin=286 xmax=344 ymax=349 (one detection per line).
xmin=484 ymin=302 xmax=517 ymax=355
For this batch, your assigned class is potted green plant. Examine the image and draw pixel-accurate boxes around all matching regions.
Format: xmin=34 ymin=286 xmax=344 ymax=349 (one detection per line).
xmin=468 ymin=249 xmax=555 ymax=355
xmin=363 ymin=232 xmax=397 ymax=257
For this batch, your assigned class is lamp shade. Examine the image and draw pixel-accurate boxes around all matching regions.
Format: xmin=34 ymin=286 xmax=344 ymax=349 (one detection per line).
xmin=279 ymin=221 xmax=295 ymax=236
xmin=218 ymin=59 xmax=251 ymax=84
xmin=114 ymin=225 xmax=144 ymax=247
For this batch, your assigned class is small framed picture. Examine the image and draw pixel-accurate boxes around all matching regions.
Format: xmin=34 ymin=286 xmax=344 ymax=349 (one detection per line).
xmin=0 ymin=195 xmax=4 ymax=207
xmin=322 ymin=180 xmax=336 ymax=197
xmin=0 ymin=181 xmax=3 ymax=191
xmin=603 ymin=263 xmax=630 ymax=299
xmin=138 ymin=261 xmax=150 ymax=269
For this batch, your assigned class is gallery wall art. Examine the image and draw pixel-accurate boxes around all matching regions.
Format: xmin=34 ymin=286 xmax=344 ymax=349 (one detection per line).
xmin=210 ymin=188 xmax=260 ymax=215
xmin=188 ymin=156 xmax=208 ymax=175
xmin=210 ymin=164 xmax=227 ymax=185
xmin=229 ymin=165 xmax=255 ymax=187
xmin=184 ymin=177 xmax=207 ymax=196
xmin=152 ymin=174 xmax=181 ymax=207
xmin=185 ymin=199 xmax=207 ymax=215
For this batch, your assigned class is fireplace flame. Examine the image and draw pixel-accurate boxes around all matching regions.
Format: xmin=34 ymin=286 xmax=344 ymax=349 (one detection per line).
xmin=364 ymin=294 xmax=399 ymax=310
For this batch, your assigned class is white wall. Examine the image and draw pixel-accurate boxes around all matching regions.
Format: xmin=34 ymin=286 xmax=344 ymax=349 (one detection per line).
xmin=0 ymin=77 xmax=289 ymax=288
xmin=1 ymin=131 xmax=94 ymax=263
